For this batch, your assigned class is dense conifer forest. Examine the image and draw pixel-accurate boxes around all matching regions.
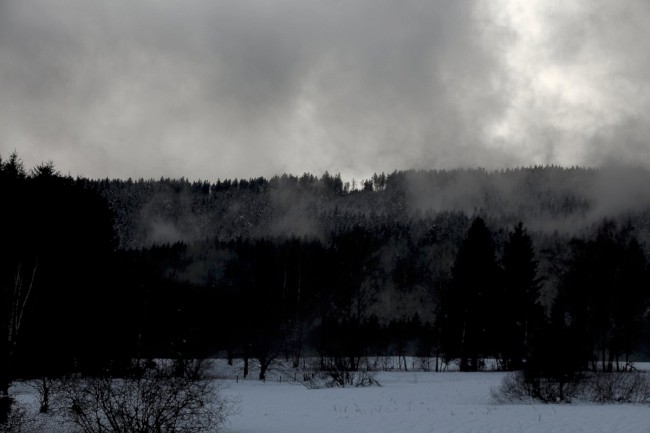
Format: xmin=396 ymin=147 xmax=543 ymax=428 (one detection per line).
xmin=2 ymin=152 xmax=650 ymax=389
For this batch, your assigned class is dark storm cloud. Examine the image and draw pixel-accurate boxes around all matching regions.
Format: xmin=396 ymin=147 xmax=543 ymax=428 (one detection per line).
xmin=1 ymin=0 xmax=649 ymax=180
xmin=0 ymin=0 xmax=514 ymax=180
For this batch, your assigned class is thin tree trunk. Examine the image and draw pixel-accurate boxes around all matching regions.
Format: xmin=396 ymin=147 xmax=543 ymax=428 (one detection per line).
xmin=39 ymin=376 xmax=50 ymax=414
xmin=0 ymin=339 xmax=10 ymax=425
xmin=259 ymin=358 xmax=269 ymax=382
xmin=243 ymin=355 xmax=249 ymax=379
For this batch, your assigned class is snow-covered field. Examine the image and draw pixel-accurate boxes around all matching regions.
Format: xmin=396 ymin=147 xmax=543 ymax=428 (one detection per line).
xmin=221 ymin=367 xmax=650 ymax=433
xmin=10 ymin=360 xmax=650 ymax=432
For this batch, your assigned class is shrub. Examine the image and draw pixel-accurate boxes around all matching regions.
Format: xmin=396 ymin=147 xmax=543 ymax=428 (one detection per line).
xmin=491 ymin=371 xmax=582 ymax=403
xmin=55 ymin=359 xmax=236 ymax=433
xmin=300 ymin=358 xmax=380 ymax=389
xmin=584 ymin=372 xmax=650 ymax=403
xmin=492 ymin=370 xmax=650 ymax=404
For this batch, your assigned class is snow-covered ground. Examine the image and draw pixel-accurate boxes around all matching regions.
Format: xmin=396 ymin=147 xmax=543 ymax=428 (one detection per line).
xmin=221 ymin=367 xmax=650 ymax=433
xmin=10 ymin=360 xmax=650 ymax=432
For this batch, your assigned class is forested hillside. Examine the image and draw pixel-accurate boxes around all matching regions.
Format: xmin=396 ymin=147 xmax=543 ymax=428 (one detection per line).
xmin=2 ymin=153 xmax=650 ymax=388
xmin=86 ymin=166 xmax=650 ymax=249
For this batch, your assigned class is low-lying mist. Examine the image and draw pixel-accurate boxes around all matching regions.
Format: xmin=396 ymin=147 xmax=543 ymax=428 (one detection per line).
xmin=95 ymin=166 xmax=650 ymax=249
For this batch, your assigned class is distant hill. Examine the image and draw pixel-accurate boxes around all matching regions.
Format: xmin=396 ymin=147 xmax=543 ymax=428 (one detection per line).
xmin=83 ymin=166 xmax=650 ymax=250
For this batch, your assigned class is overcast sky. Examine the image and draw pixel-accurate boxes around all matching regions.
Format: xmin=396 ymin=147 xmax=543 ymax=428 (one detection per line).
xmin=1 ymin=0 xmax=649 ymax=181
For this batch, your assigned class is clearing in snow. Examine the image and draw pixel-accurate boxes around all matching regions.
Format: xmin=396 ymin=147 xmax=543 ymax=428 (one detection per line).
xmin=220 ymin=368 xmax=650 ymax=433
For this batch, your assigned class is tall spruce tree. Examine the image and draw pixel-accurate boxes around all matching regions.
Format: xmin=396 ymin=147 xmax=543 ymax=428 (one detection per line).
xmin=441 ymin=217 xmax=501 ymax=371
xmin=500 ymin=222 xmax=543 ymax=370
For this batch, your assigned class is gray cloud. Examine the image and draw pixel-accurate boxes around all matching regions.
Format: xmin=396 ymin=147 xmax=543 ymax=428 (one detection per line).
xmin=1 ymin=0 xmax=649 ymax=180
xmin=491 ymin=0 xmax=650 ymax=168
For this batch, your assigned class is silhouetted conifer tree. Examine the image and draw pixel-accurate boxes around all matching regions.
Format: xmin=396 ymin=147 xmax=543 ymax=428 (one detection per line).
xmin=499 ymin=222 xmax=543 ymax=370
xmin=440 ymin=217 xmax=501 ymax=371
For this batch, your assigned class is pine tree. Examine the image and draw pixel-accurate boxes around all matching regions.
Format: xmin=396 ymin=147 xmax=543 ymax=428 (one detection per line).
xmin=442 ymin=217 xmax=501 ymax=371
xmin=500 ymin=222 xmax=543 ymax=370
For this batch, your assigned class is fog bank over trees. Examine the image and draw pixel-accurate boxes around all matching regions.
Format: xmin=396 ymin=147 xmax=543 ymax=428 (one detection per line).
xmin=83 ymin=166 xmax=650 ymax=253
